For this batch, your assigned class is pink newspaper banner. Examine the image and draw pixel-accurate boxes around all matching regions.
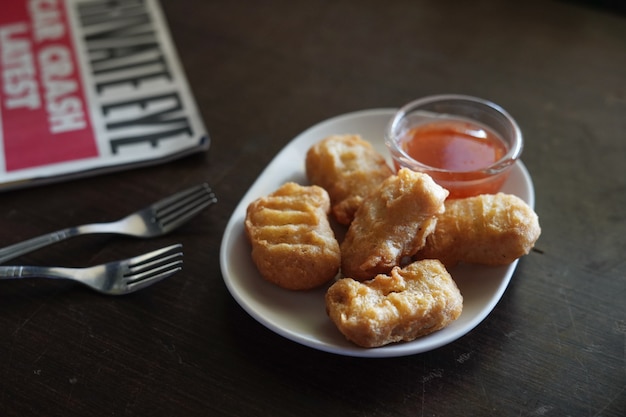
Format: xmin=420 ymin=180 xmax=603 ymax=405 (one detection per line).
xmin=0 ymin=0 xmax=98 ymax=171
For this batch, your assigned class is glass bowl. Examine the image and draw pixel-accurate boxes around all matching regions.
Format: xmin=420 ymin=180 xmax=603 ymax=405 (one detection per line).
xmin=385 ymin=94 xmax=523 ymax=198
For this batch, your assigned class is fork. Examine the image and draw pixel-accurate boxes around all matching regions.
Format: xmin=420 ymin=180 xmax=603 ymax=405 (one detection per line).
xmin=0 ymin=244 xmax=183 ymax=295
xmin=0 ymin=183 xmax=216 ymax=264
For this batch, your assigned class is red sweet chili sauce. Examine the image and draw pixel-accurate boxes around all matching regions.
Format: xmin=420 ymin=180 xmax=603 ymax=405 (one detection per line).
xmin=399 ymin=118 xmax=510 ymax=198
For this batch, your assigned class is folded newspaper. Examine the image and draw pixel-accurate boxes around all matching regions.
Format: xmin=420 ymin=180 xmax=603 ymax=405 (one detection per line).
xmin=0 ymin=0 xmax=209 ymax=191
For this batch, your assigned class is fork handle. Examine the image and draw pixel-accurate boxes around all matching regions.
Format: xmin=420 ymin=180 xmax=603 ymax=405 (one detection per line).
xmin=0 ymin=227 xmax=80 ymax=264
xmin=0 ymin=265 xmax=72 ymax=280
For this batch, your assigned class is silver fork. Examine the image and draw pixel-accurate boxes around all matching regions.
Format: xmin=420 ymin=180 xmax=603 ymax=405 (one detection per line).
xmin=0 ymin=244 xmax=183 ymax=295
xmin=0 ymin=183 xmax=216 ymax=264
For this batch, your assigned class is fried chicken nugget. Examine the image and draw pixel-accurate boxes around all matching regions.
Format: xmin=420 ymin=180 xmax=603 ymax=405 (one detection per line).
xmin=245 ymin=182 xmax=341 ymax=290
xmin=417 ymin=193 xmax=541 ymax=266
xmin=305 ymin=134 xmax=393 ymax=225
xmin=340 ymin=168 xmax=449 ymax=281
xmin=326 ymin=259 xmax=463 ymax=348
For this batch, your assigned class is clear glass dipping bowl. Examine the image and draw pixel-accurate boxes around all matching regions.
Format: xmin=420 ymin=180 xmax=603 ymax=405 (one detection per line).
xmin=385 ymin=94 xmax=523 ymax=198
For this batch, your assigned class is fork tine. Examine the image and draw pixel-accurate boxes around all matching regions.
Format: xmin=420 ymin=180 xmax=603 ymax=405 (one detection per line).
xmin=122 ymin=244 xmax=183 ymax=290
xmin=125 ymin=243 xmax=182 ymax=266
xmin=125 ymin=267 xmax=182 ymax=293
xmin=152 ymin=183 xmax=214 ymax=213
xmin=126 ymin=254 xmax=183 ymax=280
xmin=154 ymin=184 xmax=217 ymax=229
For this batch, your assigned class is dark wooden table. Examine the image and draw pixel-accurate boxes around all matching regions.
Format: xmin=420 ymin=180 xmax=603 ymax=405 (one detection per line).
xmin=1 ymin=0 xmax=624 ymax=415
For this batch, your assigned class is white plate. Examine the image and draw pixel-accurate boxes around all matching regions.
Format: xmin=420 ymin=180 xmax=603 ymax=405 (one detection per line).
xmin=219 ymin=109 xmax=535 ymax=358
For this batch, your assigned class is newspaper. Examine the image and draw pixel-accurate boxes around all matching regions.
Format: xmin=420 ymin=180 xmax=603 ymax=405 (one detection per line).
xmin=0 ymin=0 xmax=209 ymax=191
